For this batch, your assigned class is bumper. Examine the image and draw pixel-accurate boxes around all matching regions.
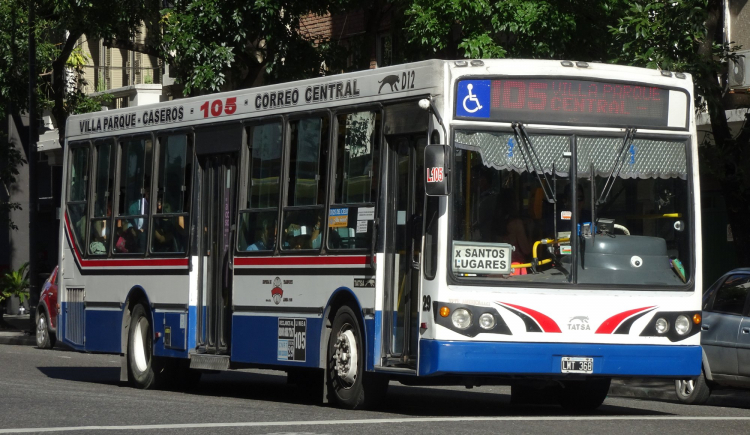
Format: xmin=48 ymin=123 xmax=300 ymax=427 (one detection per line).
xmin=418 ymin=340 xmax=701 ymax=377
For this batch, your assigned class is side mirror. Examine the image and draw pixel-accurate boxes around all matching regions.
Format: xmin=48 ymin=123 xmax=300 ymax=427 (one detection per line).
xmin=424 ymin=144 xmax=451 ymax=196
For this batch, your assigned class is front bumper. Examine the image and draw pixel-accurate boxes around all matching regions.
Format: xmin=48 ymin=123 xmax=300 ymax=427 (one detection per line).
xmin=419 ymin=340 xmax=701 ymax=377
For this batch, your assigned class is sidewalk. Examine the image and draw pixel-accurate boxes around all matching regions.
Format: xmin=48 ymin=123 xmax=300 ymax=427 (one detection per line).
xmin=0 ymin=314 xmax=36 ymax=346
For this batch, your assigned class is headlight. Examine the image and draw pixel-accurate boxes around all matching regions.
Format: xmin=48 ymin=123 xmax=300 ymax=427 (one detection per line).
xmin=478 ymin=313 xmax=496 ymax=330
xmin=655 ymin=318 xmax=669 ymax=334
xmin=675 ymin=315 xmax=691 ymax=335
xmin=451 ymin=308 xmax=472 ymax=330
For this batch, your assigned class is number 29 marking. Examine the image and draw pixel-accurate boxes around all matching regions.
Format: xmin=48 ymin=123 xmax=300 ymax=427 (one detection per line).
xmin=199 ymin=97 xmax=237 ymax=118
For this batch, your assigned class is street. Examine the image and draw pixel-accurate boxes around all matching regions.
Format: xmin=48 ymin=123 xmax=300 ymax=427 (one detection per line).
xmin=2 ymin=345 xmax=750 ymax=434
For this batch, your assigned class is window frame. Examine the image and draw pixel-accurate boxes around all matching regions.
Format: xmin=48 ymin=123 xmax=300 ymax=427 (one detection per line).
xmin=278 ymin=110 xmax=332 ymax=254
xmin=446 ymin=124 xmax=696 ymax=291
xmin=112 ymin=133 xmax=156 ymax=257
xmin=148 ymin=131 xmax=194 ymax=257
xmin=88 ymin=138 xmax=117 ymax=257
xmin=236 ymin=116 xmax=286 ymax=255
xmin=65 ymin=141 xmax=92 ymax=257
xmin=707 ymin=273 xmax=750 ymax=316
xmin=325 ymin=105 xmax=384 ymax=254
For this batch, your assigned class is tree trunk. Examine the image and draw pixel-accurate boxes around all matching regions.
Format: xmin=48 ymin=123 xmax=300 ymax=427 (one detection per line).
xmin=701 ymin=0 xmax=750 ymax=267
xmin=52 ymin=31 xmax=83 ymax=145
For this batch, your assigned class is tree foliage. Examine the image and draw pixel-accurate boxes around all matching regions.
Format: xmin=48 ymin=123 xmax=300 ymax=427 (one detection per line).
xmin=160 ymin=0 xmax=350 ymax=95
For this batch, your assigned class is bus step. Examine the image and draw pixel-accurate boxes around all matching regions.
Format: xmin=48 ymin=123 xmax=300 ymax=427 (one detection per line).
xmin=189 ymin=354 xmax=231 ymax=371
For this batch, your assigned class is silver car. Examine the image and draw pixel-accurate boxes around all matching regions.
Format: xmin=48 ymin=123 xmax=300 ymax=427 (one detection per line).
xmin=676 ymin=268 xmax=750 ymax=404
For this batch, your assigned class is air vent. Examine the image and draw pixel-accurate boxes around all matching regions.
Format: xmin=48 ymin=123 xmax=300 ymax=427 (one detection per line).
xmin=729 ymin=50 xmax=750 ymax=89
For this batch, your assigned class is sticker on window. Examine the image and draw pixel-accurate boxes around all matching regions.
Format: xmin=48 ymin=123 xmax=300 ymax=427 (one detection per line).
xmin=561 ymin=211 xmax=572 ymax=220
xmin=452 ymin=241 xmax=513 ymax=275
xmin=357 ymin=207 xmax=375 ymax=221
xmin=329 ymin=208 xmax=348 ymax=228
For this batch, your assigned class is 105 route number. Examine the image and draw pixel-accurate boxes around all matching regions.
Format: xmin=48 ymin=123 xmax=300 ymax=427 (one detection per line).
xmin=199 ymin=97 xmax=237 ymax=118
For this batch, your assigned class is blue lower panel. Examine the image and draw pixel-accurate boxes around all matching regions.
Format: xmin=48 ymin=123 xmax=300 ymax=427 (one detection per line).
xmin=232 ymin=315 xmax=322 ymax=368
xmin=84 ymin=310 xmax=122 ymax=354
xmin=419 ymin=340 xmax=702 ymax=377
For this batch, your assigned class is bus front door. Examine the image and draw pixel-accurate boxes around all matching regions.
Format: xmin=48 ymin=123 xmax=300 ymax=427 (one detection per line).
xmin=384 ymin=134 xmax=426 ymax=367
xmin=196 ymin=154 xmax=237 ymax=355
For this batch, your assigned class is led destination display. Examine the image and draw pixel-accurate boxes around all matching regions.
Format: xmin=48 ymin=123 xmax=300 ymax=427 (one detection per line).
xmin=456 ymin=78 xmax=679 ymax=128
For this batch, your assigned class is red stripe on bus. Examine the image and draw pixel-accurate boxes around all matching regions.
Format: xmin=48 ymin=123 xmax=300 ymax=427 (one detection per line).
xmin=595 ymin=306 xmax=656 ymax=334
xmin=64 ymin=214 xmax=188 ymax=268
xmin=234 ymin=256 xmax=368 ymax=266
xmin=497 ymin=302 xmax=562 ymax=333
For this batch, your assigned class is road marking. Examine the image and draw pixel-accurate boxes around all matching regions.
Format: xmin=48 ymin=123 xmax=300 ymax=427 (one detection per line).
xmin=4 ymin=416 xmax=750 ymax=433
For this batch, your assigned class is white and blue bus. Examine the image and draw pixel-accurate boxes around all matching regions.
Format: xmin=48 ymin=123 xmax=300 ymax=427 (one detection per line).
xmin=57 ymin=59 xmax=701 ymax=410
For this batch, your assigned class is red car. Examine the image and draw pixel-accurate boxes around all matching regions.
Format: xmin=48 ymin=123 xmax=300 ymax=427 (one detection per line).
xmin=36 ymin=266 xmax=58 ymax=349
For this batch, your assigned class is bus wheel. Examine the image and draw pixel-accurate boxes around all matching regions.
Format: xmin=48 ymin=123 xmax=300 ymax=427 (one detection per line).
xmin=127 ymin=303 xmax=163 ymax=389
xmin=327 ymin=305 xmax=369 ymax=409
xmin=675 ymin=370 xmax=711 ymax=405
xmin=557 ymin=378 xmax=611 ymax=411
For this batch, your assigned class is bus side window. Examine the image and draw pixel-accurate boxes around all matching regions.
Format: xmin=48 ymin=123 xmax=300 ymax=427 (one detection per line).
xmin=89 ymin=139 xmax=115 ymax=256
xmin=238 ymin=121 xmax=283 ymax=252
xmin=150 ymin=134 xmax=192 ymax=254
xmin=281 ymin=116 xmax=329 ymax=251
xmin=329 ymin=111 xmax=381 ymax=250
xmin=114 ymin=137 xmax=153 ymax=254
xmin=66 ymin=144 xmax=90 ymax=253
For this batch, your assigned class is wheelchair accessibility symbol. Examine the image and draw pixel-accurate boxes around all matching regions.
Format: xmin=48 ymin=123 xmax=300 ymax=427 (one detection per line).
xmin=463 ymin=84 xmax=483 ymax=113
xmin=456 ymin=80 xmax=490 ymax=118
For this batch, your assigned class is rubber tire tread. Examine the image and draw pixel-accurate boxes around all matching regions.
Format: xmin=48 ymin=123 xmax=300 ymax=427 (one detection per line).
xmin=127 ymin=303 xmax=163 ymax=389
xmin=35 ymin=308 xmax=55 ymax=349
xmin=674 ymin=370 xmax=711 ymax=405
xmin=327 ymin=305 xmax=387 ymax=409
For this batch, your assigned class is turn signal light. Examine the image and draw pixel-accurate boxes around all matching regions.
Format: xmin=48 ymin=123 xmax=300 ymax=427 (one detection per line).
xmin=440 ymin=306 xmax=450 ymax=317
xmin=693 ymin=313 xmax=702 ymax=324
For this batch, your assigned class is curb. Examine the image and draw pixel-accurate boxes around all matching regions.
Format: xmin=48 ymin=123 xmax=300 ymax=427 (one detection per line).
xmin=0 ymin=332 xmax=36 ymax=346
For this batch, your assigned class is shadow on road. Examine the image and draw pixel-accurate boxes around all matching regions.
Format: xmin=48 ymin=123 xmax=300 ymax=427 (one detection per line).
xmin=37 ymin=366 xmax=120 ymax=386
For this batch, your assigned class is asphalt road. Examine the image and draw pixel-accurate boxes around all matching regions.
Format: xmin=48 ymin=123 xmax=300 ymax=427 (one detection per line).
xmin=3 ymin=344 xmax=750 ymax=435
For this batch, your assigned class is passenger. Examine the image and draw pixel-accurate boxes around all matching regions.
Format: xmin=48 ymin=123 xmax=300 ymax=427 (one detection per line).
xmin=247 ymin=218 xmax=276 ymax=251
xmin=153 ymin=198 xmax=186 ymax=252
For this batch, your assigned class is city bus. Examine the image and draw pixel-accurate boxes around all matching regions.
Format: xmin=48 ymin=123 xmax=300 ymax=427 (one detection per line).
xmin=58 ymin=59 xmax=701 ymax=410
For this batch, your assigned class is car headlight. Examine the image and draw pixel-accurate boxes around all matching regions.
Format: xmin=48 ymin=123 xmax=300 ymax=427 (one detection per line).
xmin=655 ymin=318 xmax=669 ymax=334
xmin=478 ymin=313 xmax=496 ymax=330
xmin=674 ymin=315 xmax=691 ymax=335
xmin=451 ymin=308 xmax=472 ymax=330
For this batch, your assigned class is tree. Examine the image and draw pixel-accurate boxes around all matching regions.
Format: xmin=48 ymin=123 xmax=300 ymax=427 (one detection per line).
xmin=610 ymin=0 xmax=750 ymax=267
xmin=402 ymin=0 xmax=750 ymax=267
xmin=0 ymin=262 xmax=29 ymax=327
xmin=160 ymin=0 xmax=353 ymax=95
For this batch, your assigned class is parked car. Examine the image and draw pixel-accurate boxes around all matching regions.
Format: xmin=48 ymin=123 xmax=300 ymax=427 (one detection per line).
xmin=36 ymin=266 xmax=58 ymax=349
xmin=676 ymin=268 xmax=750 ymax=404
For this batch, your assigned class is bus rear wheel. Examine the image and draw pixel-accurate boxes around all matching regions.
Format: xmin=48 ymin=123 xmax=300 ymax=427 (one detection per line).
xmin=127 ymin=303 xmax=164 ymax=389
xmin=326 ymin=305 xmax=387 ymax=409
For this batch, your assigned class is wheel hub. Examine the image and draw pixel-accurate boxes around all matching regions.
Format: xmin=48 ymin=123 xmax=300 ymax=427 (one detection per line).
xmin=37 ymin=315 xmax=46 ymax=343
xmin=333 ymin=329 xmax=358 ymax=385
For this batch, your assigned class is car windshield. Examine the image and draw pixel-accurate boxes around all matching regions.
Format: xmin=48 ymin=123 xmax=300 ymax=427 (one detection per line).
xmin=451 ymin=129 xmax=692 ymax=287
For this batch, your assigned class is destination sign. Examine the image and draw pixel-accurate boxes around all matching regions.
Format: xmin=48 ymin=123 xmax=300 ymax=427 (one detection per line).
xmin=455 ymin=78 xmax=682 ymax=128
xmin=452 ymin=241 xmax=513 ymax=275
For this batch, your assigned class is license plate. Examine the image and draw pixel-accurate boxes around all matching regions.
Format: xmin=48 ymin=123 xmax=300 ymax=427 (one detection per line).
xmin=561 ymin=357 xmax=594 ymax=374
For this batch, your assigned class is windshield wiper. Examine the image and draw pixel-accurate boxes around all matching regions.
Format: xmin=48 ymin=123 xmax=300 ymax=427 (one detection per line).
xmin=512 ymin=123 xmax=555 ymax=203
xmin=597 ymin=128 xmax=637 ymax=205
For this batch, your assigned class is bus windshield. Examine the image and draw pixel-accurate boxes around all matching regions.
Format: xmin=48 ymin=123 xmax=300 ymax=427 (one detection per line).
xmin=451 ymin=129 xmax=692 ymax=287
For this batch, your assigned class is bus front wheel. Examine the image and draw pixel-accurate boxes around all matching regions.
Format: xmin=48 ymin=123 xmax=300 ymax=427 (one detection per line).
xmin=127 ymin=303 xmax=164 ymax=389
xmin=326 ymin=305 xmax=387 ymax=409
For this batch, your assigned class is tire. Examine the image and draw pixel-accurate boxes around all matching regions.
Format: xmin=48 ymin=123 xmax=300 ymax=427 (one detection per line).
xmin=326 ymin=305 xmax=387 ymax=409
xmin=35 ymin=308 xmax=56 ymax=349
xmin=127 ymin=303 xmax=164 ymax=389
xmin=675 ymin=370 xmax=711 ymax=405
xmin=557 ymin=378 xmax=611 ymax=411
